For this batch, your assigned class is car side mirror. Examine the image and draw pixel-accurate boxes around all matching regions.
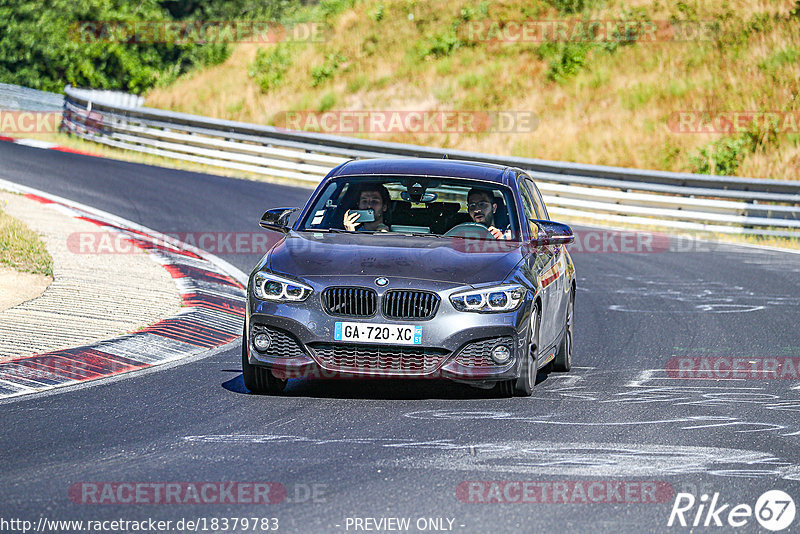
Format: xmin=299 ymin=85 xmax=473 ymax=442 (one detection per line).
xmin=530 ymin=220 xmax=574 ymax=246
xmin=259 ymin=207 xmax=299 ymax=233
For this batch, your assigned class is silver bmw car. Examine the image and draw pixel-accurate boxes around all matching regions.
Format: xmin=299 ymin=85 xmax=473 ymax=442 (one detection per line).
xmin=243 ymin=158 xmax=575 ymax=397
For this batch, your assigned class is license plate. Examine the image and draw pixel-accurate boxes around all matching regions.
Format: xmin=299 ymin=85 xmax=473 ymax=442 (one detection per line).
xmin=334 ymin=322 xmax=422 ymax=345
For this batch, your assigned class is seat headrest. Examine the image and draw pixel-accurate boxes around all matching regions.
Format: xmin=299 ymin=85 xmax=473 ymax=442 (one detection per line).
xmin=492 ymin=195 xmax=509 ymax=229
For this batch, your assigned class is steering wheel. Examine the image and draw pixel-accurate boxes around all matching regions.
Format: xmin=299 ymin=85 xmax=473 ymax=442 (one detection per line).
xmin=443 ymin=222 xmax=495 ymax=238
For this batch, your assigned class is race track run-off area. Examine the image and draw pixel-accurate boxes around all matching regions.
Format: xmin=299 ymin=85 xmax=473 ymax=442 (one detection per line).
xmin=0 ymin=140 xmax=799 ymax=533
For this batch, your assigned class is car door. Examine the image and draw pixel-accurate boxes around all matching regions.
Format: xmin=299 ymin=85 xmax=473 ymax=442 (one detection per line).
xmin=517 ymin=178 xmax=558 ymax=351
xmin=523 ymin=177 xmax=569 ymax=342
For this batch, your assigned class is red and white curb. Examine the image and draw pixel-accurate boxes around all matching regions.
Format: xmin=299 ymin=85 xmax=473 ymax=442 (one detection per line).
xmin=0 ymin=178 xmax=248 ymax=400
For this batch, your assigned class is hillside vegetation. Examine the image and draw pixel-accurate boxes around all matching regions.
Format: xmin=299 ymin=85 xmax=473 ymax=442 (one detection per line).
xmin=151 ymin=1 xmax=797 ymax=178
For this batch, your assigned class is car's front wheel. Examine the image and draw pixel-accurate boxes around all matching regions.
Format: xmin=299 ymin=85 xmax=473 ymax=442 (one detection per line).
xmin=497 ymin=305 xmax=539 ymax=397
xmin=241 ymin=326 xmax=287 ymax=394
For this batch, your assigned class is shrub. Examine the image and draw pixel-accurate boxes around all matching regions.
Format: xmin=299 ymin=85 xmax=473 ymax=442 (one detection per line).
xmin=310 ymin=53 xmax=347 ymax=87
xmin=545 ymin=42 xmax=592 ymax=82
xmin=249 ymin=44 xmax=293 ymax=92
xmin=318 ymin=92 xmax=336 ymax=112
xmin=546 ymin=0 xmax=603 ymax=15
xmin=691 ymin=118 xmax=781 ymax=175
xmin=418 ymin=27 xmax=463 ymax=60
xmin=690 ymin=137 xmax=749 ymax=175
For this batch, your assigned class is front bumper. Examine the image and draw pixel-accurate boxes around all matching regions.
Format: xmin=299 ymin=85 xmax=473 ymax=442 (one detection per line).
xmin=245 ymin=282 xmax=531 ymax=385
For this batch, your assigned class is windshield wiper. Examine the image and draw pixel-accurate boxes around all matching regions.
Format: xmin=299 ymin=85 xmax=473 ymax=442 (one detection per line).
xmin=298 ymin=228 xmax=374 ymax=234
xmin=409 ymin=232 xmax=444 ymax=238
xmin=384 ymin=232 xmax=444 ymax=238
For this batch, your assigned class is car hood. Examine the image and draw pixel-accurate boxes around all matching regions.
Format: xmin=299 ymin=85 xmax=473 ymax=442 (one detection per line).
xmin=267 ymin=232 xmax=525 ymax=286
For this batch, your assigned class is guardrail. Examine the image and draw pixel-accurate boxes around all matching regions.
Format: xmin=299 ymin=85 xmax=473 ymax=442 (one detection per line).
xmin=61 ymin=85 xmax=800 ymax=239
xmin=0 ymin=83 xmax=64 ymax=111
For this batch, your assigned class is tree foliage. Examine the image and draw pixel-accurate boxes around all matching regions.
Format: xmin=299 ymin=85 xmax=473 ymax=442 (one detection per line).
xmin=0 ymin=0 xmax=298 ymax=94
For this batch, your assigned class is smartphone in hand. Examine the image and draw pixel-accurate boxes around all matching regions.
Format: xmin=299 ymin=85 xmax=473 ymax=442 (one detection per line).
xmin=349 ymin=209 xmax=375 ymax=223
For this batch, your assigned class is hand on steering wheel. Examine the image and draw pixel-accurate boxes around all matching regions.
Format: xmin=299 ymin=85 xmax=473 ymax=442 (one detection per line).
xmin=487 ymin=226 xmax=506 ymax=240
xmin=443 ymin=222 xmax=497 ymax=239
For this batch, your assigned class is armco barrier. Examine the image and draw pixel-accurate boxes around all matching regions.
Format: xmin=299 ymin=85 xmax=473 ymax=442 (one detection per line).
xmin=60 ymin=85 xmax=800 ymax=239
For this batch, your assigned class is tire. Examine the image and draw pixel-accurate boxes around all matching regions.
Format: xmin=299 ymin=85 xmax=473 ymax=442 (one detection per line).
xmin=552 ymin=290 xmax=574 ymax=372
xmin=241 ymin=325 xmax=287 ymax=395
xmin=514 ymin=306 xmax=540 ymax=396
xmin=497 ymin=305 xmax=539 ymax=397
xmin=496 ymin=377 xmax=514 ymax=397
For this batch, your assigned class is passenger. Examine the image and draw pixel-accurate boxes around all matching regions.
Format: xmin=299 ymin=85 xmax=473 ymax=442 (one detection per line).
xmin=466 ymin=188 xmax=507 ymax=240
xmin=343 ymin=184 xmax=391 ymax=232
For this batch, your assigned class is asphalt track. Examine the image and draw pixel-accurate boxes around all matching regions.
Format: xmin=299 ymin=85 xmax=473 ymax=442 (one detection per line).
xmin=1 ymin=141 xmax=799 ymax=533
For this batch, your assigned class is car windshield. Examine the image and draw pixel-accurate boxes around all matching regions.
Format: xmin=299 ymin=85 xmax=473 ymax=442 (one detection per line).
xmin=297 ymin=176 xmax=521 ymax=240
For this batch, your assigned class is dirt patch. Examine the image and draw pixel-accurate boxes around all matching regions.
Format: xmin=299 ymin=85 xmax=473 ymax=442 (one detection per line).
xmin=0 ymin=266 xmax=52 ymax=311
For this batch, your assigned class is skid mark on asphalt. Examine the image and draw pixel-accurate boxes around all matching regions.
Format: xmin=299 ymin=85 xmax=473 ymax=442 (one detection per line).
xmin=404 ymin=409 xmax=788 ymax=434
xmin=181 ymin=366 xmax=800 ymax=480
xmin=384 ymin=442 xmax=800 ymax=480
xmin=180 ymin=433 xmax=800 ymax=481
xmin=504 ymin=368 xmax=800 ymax=436
xmin=217 ymin=368 xmax=800 ymax=438
xmin=582 ymin=273 xmax=800 ymax=313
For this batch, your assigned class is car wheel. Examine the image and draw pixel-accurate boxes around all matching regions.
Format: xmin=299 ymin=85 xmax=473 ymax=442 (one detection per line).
xmin=241 ymin=325 xmax=287 ymax=394
xmin=552 ymin=290 xmax=574 ymax=372
xmin=496 ymin=377 xmax=514 ymax=397
xmin=513 ymin=305 xmax=540 ymax=396
xmin=497 ymin=305 xmax=539 ymax=397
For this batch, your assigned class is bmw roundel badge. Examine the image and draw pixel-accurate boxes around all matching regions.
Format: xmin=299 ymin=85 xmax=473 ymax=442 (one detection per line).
xmin=375 ymin=277 xmax=389 ymax=287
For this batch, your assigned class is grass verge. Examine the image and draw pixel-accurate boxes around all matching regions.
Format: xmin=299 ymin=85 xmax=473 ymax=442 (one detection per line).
xmin=0 ymin=201 xmax=54 ymax=276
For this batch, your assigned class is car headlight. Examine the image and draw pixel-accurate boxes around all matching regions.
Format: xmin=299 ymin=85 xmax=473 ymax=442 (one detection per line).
xmin=450 ymin=284 xmax=526 ymax=313
xmin=252 ymin=271 xmax=313 ymax=302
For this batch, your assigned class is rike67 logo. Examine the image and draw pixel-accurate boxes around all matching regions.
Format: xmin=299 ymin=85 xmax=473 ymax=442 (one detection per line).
xmin=668 ymin=490 xmax=796 ymax=531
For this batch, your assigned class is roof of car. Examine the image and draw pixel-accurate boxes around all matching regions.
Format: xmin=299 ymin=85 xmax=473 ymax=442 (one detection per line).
xmin=328 ymin=158 xmax=515 ymax=185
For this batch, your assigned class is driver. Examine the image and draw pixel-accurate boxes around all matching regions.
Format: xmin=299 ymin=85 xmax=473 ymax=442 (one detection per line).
xmin=467 ymin=188 xmax=508 ymax=240
xmin=343 ymin=184 xmax=391 ymax=232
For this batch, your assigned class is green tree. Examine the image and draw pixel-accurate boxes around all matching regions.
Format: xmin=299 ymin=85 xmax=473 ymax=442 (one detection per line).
xmin=0 ymin=0 xmax=298 ymax=93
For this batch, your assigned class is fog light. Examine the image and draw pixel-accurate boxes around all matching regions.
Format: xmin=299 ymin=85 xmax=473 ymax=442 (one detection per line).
xmin=253 ymin=332 xmax=272 ymax=352
xmin=491 ymin=344 xmax=511 ymax=364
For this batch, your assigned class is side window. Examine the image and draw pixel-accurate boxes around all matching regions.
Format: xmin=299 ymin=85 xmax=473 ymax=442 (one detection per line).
xmin=521 ymin=178 xmax=548 ymax=220
xmin=517 ymin=181 xmax=539 ymax=236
